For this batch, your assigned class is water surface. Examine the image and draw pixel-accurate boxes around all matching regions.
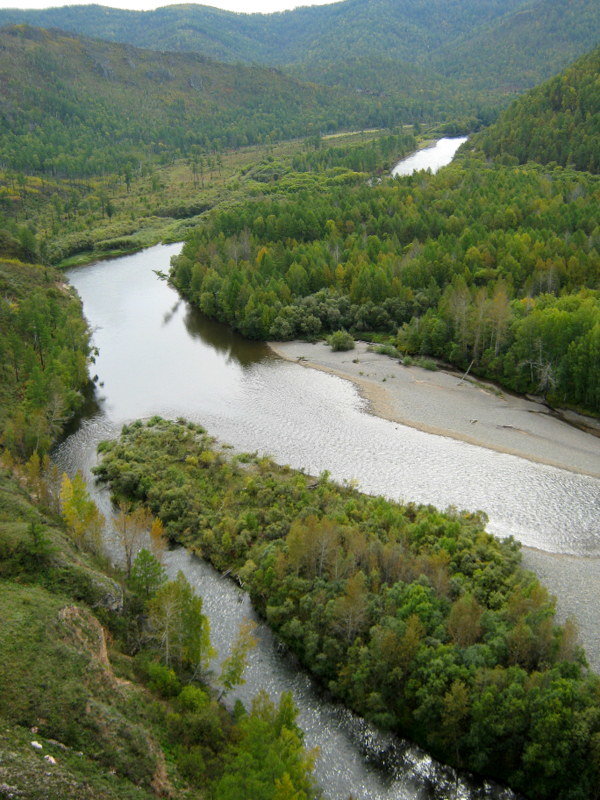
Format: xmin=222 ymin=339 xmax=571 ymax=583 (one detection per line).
xmin=392 ymin=137 xmax=468 ymax=176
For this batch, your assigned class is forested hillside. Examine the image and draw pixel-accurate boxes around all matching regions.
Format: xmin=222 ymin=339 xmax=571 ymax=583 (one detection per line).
xmin=1 ymin=0 xmax=598 ymax=102
xmin=0 ymin=259 xmax=91 ymax=458
xmin=473 ymin=44 xmax=600 ymax=172
xmin=432 ymin=0 xmax=600 ymax=92
xmin=0 ymin=456 xmax=318 ymax=799
xmin=0 ymin=0 xmax=531 ymax=66
xmin=0 ymin=25 xmax=396 ymax=178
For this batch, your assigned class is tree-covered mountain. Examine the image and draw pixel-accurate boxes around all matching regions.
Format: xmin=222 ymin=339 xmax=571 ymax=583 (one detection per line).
xmin=0 ymin=24 xmax=395 ymax=178
xmin=0 ymin=1 xmax=530 ymax=67
xmin=471 ymin=44 xmax=600 ymax=173
xmin=0 ymin=22 xmax=502 ymax=183
xmin=431 ymin=0 xmax=600 ymax=93
xmin=0 ymin=0 xmax=598 ymax=101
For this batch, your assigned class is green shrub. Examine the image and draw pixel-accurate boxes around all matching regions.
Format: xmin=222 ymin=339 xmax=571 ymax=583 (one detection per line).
xmin=177 ymin=685 xmax=209 ymax=713
xmin=146 ymin=662 xmax=181 ymax=697
xmin=327 ymin=329 xmax=355 ymax=351
xmin=416 ymin=357 xmax=438 ymax=371
xmin=372 ymin=343 xmax=401 ymax=358
xmin=176 ymin=745 xmax=206 ymax=783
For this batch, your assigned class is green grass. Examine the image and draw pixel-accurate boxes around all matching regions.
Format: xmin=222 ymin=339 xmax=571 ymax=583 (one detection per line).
xmin=0 ymin=716 xmax=159 ymax=800
xmin=0 ymin=470 xmax=169 ymax=796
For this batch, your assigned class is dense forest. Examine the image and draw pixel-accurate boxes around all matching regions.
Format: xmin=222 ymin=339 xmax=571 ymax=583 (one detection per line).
xmin=1 ymin=0 xmax=598 ymax=101
xmin=0 ymin=258 xmax=91 ymax=457
xmin=473 ymin=44 xmax=600 ymax=173
xmin=0 ymin=25 xmax=413 ymax=179
xmin=171 ymin=150 xmax=600 ymax=413
xmin=94 ymin=417 xmax=600 ymax=800
xmin=0 ymin=0 xmax=536 ymax=67
xmin=430 ymin=0 xmax=600 ymax=92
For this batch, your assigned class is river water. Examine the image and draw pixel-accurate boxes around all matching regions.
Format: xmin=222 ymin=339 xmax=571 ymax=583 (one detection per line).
xmin=391 ymin=137 xmax=468 ymax=176
xmin=53 ymin=140 xmax=598 ymax=799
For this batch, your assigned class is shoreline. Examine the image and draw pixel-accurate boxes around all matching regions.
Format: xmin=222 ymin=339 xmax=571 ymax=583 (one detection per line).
xmin=270 ymin=340 xmax=600 ymax=672
xmin=269 ymin=340 xmax=600 ymax=479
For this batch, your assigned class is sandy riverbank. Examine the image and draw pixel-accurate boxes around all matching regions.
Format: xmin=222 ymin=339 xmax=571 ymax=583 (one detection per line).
xmin=271 ymin=339 xmax=600 ymax=671
xmin=269 ymin=340 xmax=600 ymax=479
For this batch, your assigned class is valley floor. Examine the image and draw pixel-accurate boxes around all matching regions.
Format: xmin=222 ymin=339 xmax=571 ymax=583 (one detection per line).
xmin=270 ymin=340 xmax=600 ymax=479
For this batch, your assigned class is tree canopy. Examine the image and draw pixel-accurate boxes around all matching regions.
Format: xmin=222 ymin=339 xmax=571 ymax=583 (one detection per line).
xmin=95 ymin=417 xmax=600 ymax=800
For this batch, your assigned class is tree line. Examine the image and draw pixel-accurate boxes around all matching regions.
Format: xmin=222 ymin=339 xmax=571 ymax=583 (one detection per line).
xmin=171 ymin=151 xmax=600 ymax=413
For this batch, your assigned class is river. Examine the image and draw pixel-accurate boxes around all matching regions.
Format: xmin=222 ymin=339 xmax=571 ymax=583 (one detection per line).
xmin=391 ymin=137 xmax=468 ymax=176
xmin=53 ymin=139 xmax=598 ymax=799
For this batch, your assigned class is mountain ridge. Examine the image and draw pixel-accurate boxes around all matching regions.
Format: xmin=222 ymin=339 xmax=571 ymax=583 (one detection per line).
xmin=0 ymin=1 xmax=529 ymax=66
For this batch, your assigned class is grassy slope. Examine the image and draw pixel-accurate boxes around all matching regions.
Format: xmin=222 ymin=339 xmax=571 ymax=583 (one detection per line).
xmin=0 ymin=468 xmax=169 ymax=799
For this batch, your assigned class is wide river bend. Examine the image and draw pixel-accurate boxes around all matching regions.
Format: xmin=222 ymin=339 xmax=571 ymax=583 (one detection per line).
xmin=54 ymin=139 xmax=598 ymax=799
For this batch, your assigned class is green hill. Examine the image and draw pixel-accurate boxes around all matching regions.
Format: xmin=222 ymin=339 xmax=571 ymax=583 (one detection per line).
xmin=0 ymin=0 xmax=598 ymax=102
xmin=0 ymin=1 xmax=529 ymax=67
xmin=0 ymin=24 xmax=389 ymax=178
xmin=432 ymin=0 xmax=600 ymax=94
xmin=472 ymin=44 xmax=600 ymax=172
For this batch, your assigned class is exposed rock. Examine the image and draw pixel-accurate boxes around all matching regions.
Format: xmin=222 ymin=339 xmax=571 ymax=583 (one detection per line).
xmin=90 ymin=575 xmax=123 ymax=612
